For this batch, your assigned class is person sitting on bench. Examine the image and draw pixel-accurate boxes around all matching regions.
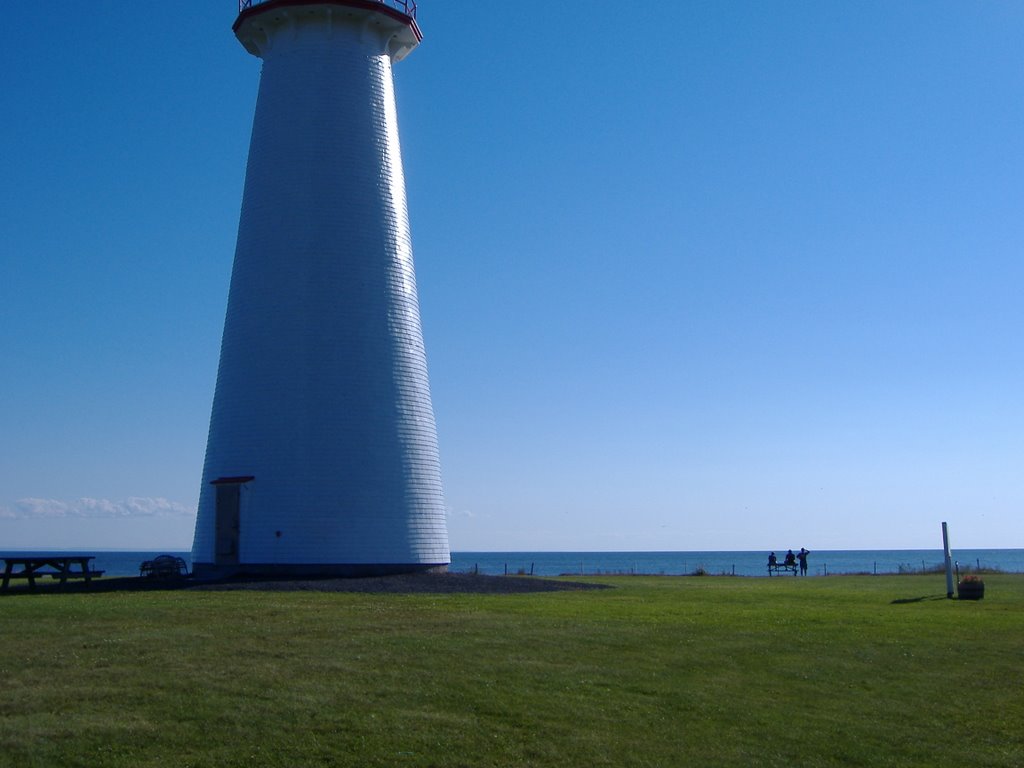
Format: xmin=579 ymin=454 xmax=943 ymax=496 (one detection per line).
xmin=783 ymin=550 xmax=796 ymax=567
xmin=768 ymin=552 xmax=778 ymax=567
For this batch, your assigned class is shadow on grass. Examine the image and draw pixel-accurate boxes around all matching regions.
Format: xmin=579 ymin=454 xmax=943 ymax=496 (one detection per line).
xmin=1 ymin=573 xmax=612 ymax=598
xmin=890 ymin=594 xmax=949 ymax=604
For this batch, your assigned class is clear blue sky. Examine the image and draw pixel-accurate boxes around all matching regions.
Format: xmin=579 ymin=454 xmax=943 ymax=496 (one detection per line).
xmin=2 ymin=1 xmax=1021 ymax=552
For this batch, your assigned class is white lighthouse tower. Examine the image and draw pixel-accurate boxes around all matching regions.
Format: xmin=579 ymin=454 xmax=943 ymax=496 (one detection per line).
xmin=191 ymin=0 xmax=450 ymax=577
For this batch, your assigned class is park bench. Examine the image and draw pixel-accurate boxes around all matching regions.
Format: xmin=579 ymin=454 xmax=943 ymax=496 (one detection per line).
xmin=767 ymin=563 xmax=798 ymax=576
xmin=139 ymin=555 xmax=189 ymax=580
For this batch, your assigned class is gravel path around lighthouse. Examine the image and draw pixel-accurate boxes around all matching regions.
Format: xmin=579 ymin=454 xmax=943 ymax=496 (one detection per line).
xmin=189 ymin=572 xmax=610 ymax=594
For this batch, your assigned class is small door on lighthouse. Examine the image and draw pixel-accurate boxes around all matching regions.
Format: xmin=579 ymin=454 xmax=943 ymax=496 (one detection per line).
xmin=211 ymin=476 xmax=253 ymax=565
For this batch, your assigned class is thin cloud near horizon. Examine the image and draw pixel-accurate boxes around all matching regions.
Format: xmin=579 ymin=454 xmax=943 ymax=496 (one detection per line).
xmin=5 ymin=497 xmax=193 ymax=520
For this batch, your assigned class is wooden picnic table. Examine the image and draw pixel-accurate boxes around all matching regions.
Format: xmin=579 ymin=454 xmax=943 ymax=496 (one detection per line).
xmin=1 ymin=555 xmax=104 ymax=591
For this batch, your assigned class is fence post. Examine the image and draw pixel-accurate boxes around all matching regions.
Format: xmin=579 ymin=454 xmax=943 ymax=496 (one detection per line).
xmin=942 ymin=522 xmax=954 ymax=599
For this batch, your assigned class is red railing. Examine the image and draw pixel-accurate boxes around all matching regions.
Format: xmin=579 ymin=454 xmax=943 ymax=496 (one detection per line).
xmin=239 ymin=0 xmax=417 ymax=18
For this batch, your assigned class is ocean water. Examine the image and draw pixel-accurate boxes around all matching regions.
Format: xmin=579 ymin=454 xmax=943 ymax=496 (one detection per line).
xmin=451 ymin=549 xmax=1024 ymax=577
xmin=2 ymin=548 xmax=1022 ymax=578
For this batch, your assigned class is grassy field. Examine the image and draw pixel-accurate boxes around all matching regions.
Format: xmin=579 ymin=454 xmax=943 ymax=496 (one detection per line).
xmin=1 ymin=574 xmax=1022 ymax=767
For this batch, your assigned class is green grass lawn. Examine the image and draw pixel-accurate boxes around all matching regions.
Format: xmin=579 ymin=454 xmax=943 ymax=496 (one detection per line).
xmin=1 ymin=575 xmax=1022 ymax=767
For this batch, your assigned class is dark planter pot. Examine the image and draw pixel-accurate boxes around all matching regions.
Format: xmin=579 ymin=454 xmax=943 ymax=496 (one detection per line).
xmin=958 ymin=581 xmax=985 ymax=600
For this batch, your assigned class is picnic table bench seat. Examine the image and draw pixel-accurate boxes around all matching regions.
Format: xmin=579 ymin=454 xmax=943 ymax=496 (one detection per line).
xmin=3 ymin=569 xmax=104 ymax=580
xmin=4 ymin=569 xmax=103 ymax=579
xmin=767 ymin=563 xmax=799 ymax=576
xmin=50 ymin=570 xmax=104 ymax=579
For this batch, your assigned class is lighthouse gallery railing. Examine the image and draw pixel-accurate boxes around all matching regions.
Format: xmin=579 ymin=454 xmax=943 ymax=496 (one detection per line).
xmin=238 ymin=0 xmax=418 ymax=18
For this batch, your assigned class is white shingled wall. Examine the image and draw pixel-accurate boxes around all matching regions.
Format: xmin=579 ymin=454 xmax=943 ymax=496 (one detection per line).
xmin=192 ymin=4 xmax=449 ymax=573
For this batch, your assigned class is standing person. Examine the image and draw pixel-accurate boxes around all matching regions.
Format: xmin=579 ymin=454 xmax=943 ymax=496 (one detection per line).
xmin=797 ymin=547 xmax=809 ymax=576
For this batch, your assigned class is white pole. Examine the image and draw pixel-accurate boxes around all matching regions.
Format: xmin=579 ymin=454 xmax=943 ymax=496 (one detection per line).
xmin=941 ymin=522 xmax=954 ymax=598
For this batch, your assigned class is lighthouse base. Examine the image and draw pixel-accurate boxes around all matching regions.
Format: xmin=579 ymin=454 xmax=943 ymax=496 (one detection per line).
xmin=190 ymin=561 xmax=450 ymax=581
